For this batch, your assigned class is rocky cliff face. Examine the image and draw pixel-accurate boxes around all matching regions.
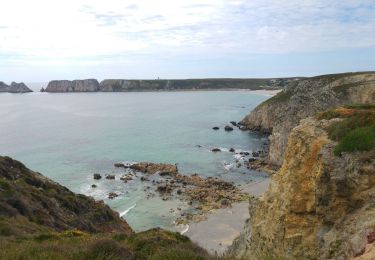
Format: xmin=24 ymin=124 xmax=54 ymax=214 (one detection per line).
xmin=45 ymin=79 xmax=100 ymax=92
xmin=231 ymin=118 xmax=375 ymax=259
xmin=0 ymin=81 xmax=32 ymax=93
xmin=241 ymin=72 xmax=375 ymax=166
xmin=0 ymin=156 xmax=132 ymax=234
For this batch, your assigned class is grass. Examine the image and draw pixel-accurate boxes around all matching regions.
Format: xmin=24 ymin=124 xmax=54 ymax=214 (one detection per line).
xmin=0 ymin=228 xmax=212 ymax=260
xmin=260 ymin=90 xmax=293 ymax=107
xmin=317 ymin=104 xmax=375 ymax=156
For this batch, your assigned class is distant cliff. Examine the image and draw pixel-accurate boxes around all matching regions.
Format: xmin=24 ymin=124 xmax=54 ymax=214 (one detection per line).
xmin=241 ymin=71 xmax=375 ymax=166
xmin=45 ymin=79 xmax=100 ymax=92
xmin=44 ymin=78 xmax=301 ymax=92
xmin=0 ymin=81 xmax=32 ymax=93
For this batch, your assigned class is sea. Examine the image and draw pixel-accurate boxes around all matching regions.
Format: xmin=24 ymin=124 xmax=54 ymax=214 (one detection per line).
xmin=0 ymin=88 xmax=271 ymax=232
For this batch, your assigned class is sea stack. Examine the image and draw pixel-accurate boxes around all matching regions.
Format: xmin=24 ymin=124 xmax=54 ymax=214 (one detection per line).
xmin=0 ymin=81 xmax=33 ymax=93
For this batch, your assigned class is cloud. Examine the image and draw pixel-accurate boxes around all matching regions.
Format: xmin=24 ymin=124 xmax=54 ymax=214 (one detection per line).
xmin=0 ymin=0 xmax=374 ymax=80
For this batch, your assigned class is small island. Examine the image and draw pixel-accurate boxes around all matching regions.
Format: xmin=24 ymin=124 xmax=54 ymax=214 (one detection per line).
xmin=0 ymin=81 xmax=33 ymax=93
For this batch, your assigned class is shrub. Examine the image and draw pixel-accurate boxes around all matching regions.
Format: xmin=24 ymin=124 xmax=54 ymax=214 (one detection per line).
xmin=334 ymin=125 xmax=375 ymax=155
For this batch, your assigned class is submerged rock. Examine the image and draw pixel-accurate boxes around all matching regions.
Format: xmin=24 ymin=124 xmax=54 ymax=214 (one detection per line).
xmin=106 ymin=174 xmax=115 ymax=180
xmin=93 ymin=173 xmax=102 ymax=180
xmin=224 ymin=125 xmax=234 ymax=131
xmin=114 ymin=162 xmax=130 ymax=168
xmin=108 ymin=192 xmax=119 ymax=199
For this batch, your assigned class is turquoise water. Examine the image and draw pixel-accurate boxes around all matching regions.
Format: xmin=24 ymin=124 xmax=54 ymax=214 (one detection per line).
xmin=0 ymin=91 xmax=270 ymax=231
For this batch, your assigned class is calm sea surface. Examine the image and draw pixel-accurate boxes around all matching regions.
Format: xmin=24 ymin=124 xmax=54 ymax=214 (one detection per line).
xmin=0 ymin=91 xmax=270 ymax=231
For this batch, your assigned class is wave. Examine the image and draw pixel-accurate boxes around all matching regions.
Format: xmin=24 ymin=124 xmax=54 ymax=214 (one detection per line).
xmin=180 ymin=224 xmax=189 ymax=235
xmin=120 ymin=203 xmax=136 ymax=217
xmin=223 ymin=162 xmax=234 ymax=171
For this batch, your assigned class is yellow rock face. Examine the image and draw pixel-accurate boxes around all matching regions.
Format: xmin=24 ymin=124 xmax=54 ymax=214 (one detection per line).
xmin=231 ymin=118 xmax=375 ymax=260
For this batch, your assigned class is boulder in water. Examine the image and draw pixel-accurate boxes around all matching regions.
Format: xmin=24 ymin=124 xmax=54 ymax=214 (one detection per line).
xmin=224 ymin=125 xmax=234 ymax=131
xmin=93 ymin=173 xmax=102 ymax=180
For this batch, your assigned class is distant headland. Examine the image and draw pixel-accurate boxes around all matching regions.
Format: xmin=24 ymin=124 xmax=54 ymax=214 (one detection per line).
xmin=41 ymin=78 xmax=302 ymax=92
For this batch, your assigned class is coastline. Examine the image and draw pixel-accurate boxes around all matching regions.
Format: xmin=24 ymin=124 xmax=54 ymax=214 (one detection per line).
xmin=35 ymin=88 xmax=283 ymax=94
xmin=185 ymin=178 xmax=270 ymax=255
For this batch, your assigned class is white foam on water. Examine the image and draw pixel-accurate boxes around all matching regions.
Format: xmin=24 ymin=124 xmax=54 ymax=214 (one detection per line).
xmin=179 ymin=224 xmax=190 ymax=235
xmin=120 ymin=203 xmax=137 ymax=217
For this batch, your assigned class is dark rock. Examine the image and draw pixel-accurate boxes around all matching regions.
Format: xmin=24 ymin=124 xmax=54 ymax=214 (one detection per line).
xmin=238 ymin=125 xmax=249 ymax=131
xmin=221 ymin=198 xmax=230 ymax=208
xmin=224 ymin=125 xmax=234 ymax=131
xmin=230 ymin=121 xmax=238 ymax=126
xmin=106 ymin=174 xmax=115 ymax=180
xmin=212 ymin=127 xmax=220 ymax=130
xmin=114 ymin=162 xmax=131 ymax=168
xmin=252 ymin=152 xmax=260 ymax=157
xmin=229 ymin=148 xmax=235 ymax=152
xmin=93 ymin=173 xmax=102 ymax=180
xmin=211 ymin=148 xmax=221 ymax=152
xmin=91 ymin=184 xmax=97 ymax=188
xmin=177 ymin=189 xmax=182 ymax=195
xmin=108 ymin=192 xmax=119 ymax=199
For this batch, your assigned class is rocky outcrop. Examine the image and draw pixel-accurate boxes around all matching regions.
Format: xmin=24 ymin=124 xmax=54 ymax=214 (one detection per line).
xmin=129 ymin=162 xmax=178 ymax=176
xmin=0 ymin=156 xmax=132 ymax=234
xmin=230 ymin=118 xmax=375 ymax=259
xmin=0 ymin=81 xmax=32 ymax=93
xmin=45 ymin=79 xmax=100 ymax=92
xmin=241 ymin=72 xmax=375 ymax=166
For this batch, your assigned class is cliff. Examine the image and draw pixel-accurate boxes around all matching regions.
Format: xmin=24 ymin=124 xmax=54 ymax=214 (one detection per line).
xmin=0 ymin=156 xmax=132 ymax=234
xmin=0 ymin=81 xmax=32 ymax=93
xmin=0 ymin=155 xmax=211 ymax=259
xmin=45 ymin=79 xmax=100 ymax=92
xmin=231 ymin=116 xmax=375 ymax=259
xmin=99 ymin=78 xmax=299 ymax=92
xmin=241 ymin=71 xmax=375 ymax=166
xmin=44 ymin=78 xmax=301 ymax=92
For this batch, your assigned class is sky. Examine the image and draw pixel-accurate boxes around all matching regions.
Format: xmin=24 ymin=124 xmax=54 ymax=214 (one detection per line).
xmin=0 ymin=0 xmax=375 ymax=82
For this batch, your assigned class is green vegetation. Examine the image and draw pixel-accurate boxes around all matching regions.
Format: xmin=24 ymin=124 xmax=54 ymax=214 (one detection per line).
xmin=0 ymin=228 xmax=211 ymax=260
xmin=334 ymin=125 xmax=375 ymax=155
xmin=261 ymin=90 xmax=292 ymax=106
xmin=344 ymin=104 xmax=375 ymax=110
xmin=317 ymin=104 xmax=375 ymax=156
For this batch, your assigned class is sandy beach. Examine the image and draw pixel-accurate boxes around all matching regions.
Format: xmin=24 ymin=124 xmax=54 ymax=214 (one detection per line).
xmin=185 ymin=178 xmax=271 ymax=255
